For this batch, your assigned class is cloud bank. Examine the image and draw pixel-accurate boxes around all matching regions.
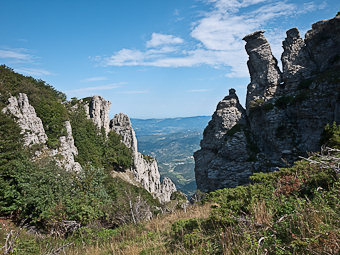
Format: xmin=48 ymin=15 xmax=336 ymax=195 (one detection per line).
xmin=94 ymin=0 xmax=326 ymax=77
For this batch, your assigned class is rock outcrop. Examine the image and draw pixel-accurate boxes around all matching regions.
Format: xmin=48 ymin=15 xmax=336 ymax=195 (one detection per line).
xmin=50 ymin=121 xmax=82 ymax=172
xmin=2 ymin=93 xmax=48 ymax=146
xmin=110 ymin=113 xmax=177 ymax=203
xmin=194 ymin=89 xmax=252 ymax=191
xmin=243 ymin=31 xmax=282 ymax=110
xmin=2 ymin=93 xmax=81 ymax=172
xmin=83 ymin=96 xmax=111 ymax=134
xmin=194 ymin=14 xmax=340 ymax=192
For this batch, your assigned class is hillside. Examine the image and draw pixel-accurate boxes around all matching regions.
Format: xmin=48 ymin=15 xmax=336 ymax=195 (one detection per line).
xmin=1 ymin=13 xmax=340 ymax=255
xmin=1 ymin=144 xmax=339 ymax=254
xmin=0 ymin=65 xmax=181 ymax=245
xmin=131 ymin=116 xmax=210 ymax=195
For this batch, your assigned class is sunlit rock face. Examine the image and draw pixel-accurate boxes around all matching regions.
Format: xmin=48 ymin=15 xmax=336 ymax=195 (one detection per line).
xmin=194 ymin=14 xmax=340 ymax=193
xmin=83 ymin=96 xmax=111 ymax=134
xmin=2 ymin=93 xmax=48 ymax=146
xmin=110 ymin=113 xmax=177 ymax=203
xmin=3 ymin=93 xmax=81 ymax=172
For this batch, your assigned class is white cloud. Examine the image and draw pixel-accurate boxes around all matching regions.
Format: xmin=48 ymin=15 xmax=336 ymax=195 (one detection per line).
xmin=0 ymin=49 xmax=33 ymax=62
xmin=66 ymin=83 xmax=125 ymax=93
xmin=82 ymin=76 xmax=108 ymax=82
xmin=15 ymin=67 xmax=53 ymax=76
xmin=146 ymin=33 xmax=184 ymax=48
xmin=95 ymin=0 xmax=320 ymax=77
xmin=1 ymin=47 xmax=54 ymax=77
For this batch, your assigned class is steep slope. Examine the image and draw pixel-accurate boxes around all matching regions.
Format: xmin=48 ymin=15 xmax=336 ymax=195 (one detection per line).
xmin=1 ymin=93 xmax=81 ymax=172
xmin=110 ymin=113 xmax=177 ymax=203
xmin=73 ymin=97 xmax=177 ymax=203
xmin=195 ymin=14 xmax=340 ymax=192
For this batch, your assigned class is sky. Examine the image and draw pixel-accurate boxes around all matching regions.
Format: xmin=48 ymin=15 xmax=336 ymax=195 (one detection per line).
xmin=1 ymin=0 xmax=338 ymax=118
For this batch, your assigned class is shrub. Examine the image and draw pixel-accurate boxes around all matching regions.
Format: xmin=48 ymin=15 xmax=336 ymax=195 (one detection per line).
xmin=226 ymin=124 xmax=242 ymax=137
xmin=0 ymin=65 xmax=68 ymax=149
xmin=263 ymin=102 xmax=274 ymax=111
xmin=275 ymin=95 xmax=294 ymax=109
xmin=320 ymin=122 xmax=340 ymax=148
xmin=69 ymin=106 xmax=133 ymax=171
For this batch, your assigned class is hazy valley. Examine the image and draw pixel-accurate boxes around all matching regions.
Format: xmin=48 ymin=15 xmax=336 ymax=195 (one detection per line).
xmin=131 ymin=116 xmax=210 ymax=195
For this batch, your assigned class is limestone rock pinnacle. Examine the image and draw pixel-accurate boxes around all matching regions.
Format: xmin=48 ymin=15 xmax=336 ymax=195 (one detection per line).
xmin=243 ymin=30 xmax=282 ymax=110
xmin=194 ymin=14 xmax=340 ymax=193
xmin=2 ymin=93 xmax=48 ymax=146
xmin=110 ymin=113 xmax=177 ymax=203
xmin=84 ymin=96 xmax=111 ymax=134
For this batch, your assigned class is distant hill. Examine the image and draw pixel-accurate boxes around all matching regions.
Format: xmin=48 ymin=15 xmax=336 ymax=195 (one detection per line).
xmin=131 ymin=116 xmax=211 ymax=196
xmin=131 ymin=116 xmax=210 ymax=135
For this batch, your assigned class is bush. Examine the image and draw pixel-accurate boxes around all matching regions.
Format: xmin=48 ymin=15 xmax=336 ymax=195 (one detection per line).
xmin=0 ymin=65 xmax=68 ymax=149
xmin=275 ymin=95 xmax=294 ymax=109
xmin=226 ymin=124 xmax=242 ymax=137
xmin=199 ymin=148 xmax=340 ymax=254
xmin=69 ymin=106 xmax=132 ymax=171
xmin=320 ymin=122 xmax=340 ymax=148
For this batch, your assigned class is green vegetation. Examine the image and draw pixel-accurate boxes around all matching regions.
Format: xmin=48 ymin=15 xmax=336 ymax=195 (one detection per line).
xmin=0 ymin=67 xmax=160 ymax=253
xmin=1 ymin=66 xmax=338 ymax=254
xmin=3 ymin=139 xmax=338 ymax=254
xmin=0 ymin=65 xmax=68 ymax=148
xmin=69 ymin=106 xmax=132 ymax=170
xmin=320 ymin=122 xmax=340 ymax=149
xmin=142 ymin=154 xmax=154 ymax=162
xmin=249 ymin=99 xmax=275 ymax=113
xmin=0 ymin=117 xmax=155 ymax=230
xmin=275 ymin=95 xmax=294 ymax=109
xmin=248 ymin=98 xmax=265 ymax=113
xmin=226 ymin=124 xmax=243 ymax=137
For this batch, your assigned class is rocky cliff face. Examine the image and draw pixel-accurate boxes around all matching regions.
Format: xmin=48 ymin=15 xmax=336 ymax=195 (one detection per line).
xmin=2 ymin=93 xmax=48 ymax=146
xmin=50 ymin=121 xmax=82 ymax=172
xmin=83 ymin=96 xmax=111 ymax=134
xmin=194 ymin=14 xmax=340 ymax=192
xmin=110 ymin=113 xmax=176 ymax=203
xmin=2 ymin=93 xmax=81 ymax=172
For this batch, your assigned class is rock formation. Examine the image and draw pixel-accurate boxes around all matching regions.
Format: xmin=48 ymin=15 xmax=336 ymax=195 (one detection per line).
xmin=194 ymin=89 xmax=253 ymax=191
xmin=2 ymin=93 xmax=48 ymax=146
xmin=243 ymin=31 xmax=282 ymax=110
xmin=2 ymin=93 xmax=81 ymax=172
xmin=110 ymin=113 xmax=177 ymax=203
xmin=83 ymin=96 xmax=111 ymax=134
xmin=194 ymin=14 xmax=340 ymax=192
xmin=50 ymin=121 xmax=82 ymax=172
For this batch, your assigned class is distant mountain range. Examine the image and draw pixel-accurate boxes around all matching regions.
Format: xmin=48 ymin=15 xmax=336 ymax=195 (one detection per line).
xmin=131 ymin=116 xmax=211 ymax=196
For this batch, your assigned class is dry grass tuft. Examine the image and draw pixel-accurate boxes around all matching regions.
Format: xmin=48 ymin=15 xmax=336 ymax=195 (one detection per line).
xmin=67 ymin=203 xmax=212 ymax=255
xmin=252 ymin=200 xmax=272 ymax=226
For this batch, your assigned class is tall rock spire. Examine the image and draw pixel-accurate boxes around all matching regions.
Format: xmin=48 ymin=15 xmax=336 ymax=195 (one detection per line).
xmin=110 ymin=113 xmax=177 ymax=203
xmin=194 ymin=89 xmax=253 ymax=192
xmin=243 ymin=31 xmax=281 ymax=110
xmin=194 ymin=14 xmax=340 ymax=193
xmin=83 ymin=96 xmax=111 ymax=134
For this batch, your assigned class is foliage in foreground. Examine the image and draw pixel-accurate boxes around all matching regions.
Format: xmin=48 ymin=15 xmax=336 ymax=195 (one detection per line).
xmin=2 ymin=148 xmax=338 ymax=254
xmin=0 ymin=108 xmax=159 ymax=234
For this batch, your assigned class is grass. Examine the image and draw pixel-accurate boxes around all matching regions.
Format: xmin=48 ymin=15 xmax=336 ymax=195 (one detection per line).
xmin=1 ymin=150 xmax=339 ymax=254
xmin=0 ymin=204 xmax=212 ymax=255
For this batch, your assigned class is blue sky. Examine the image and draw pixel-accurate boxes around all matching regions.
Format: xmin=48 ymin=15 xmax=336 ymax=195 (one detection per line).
xmin=1 ymin=0 xmax=338 ymax=118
